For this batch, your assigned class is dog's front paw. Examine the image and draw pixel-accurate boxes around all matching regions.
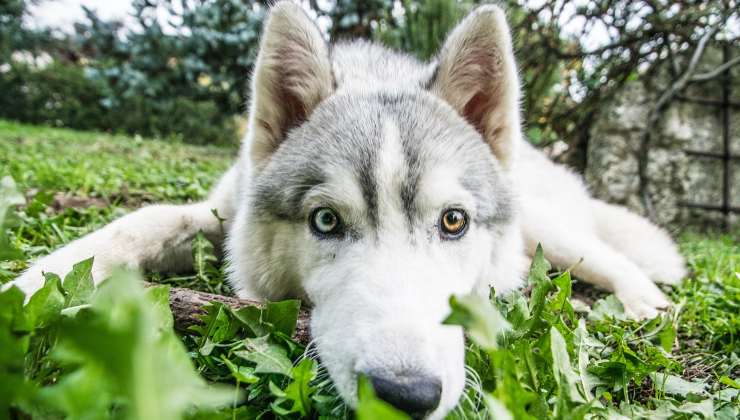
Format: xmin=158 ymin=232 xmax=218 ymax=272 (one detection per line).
xmin=615 ymin=281 xmax=671 ymax=320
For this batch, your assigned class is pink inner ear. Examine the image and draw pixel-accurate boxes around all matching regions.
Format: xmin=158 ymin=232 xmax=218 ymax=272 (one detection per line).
xmin=276 ymin=77 xmax=309 ymax=131
xmin=446 ymin=41 xmax=504 ymax=138
xmin=462 ymin=91 xmax=489 ymax=135
xmin=462 ymin=85 xmax=503 ymax=138
xmin=272 ymin=42 xmax=314 ymax=132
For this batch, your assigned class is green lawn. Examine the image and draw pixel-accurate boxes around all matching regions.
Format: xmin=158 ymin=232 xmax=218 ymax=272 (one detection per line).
xmin=0 ymin=120 xmax=233 ymax=285
xmin=1 ymin=120 xmax=738 ymax=419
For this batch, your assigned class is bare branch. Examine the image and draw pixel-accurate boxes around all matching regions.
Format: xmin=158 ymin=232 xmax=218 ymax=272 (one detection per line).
xmin=653 ymin=25 xmax=719 ymax=111
xmin=154 ymin=284 xmax=311 ymax=344
xmin=690 ymin=55 xmax=740 ymax=82
xmin=637 ymin=23 xmax=721 ymax=221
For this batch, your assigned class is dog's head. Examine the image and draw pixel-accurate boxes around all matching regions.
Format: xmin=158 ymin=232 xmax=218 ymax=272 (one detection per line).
xmin=228 ymin=2 xmax=525 ymax=418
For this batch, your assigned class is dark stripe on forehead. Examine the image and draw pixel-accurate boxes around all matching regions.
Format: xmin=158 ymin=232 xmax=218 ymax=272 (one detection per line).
xmin=378 ymin=95 xmax=427 ymax=229
xmin=400 ymin=131 xmax=422 ymax=229
xmin=374 ymin=95 xmax=425 ymax=229
xmin=354 ymin=128 xmax=379 ymax=230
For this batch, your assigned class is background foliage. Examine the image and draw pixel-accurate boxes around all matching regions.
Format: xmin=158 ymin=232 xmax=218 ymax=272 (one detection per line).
xmin=2 ymin=0 xmax=737 ymax=157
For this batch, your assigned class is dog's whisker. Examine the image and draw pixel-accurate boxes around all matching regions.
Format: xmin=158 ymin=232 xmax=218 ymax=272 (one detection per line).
xmin=457 ymin=378 xmax=485 ymax=417
xmin=464 ymin=365 xmax=483 ymax=386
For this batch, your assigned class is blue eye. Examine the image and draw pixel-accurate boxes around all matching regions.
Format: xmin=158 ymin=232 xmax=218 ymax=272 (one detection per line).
xmin=440 ymin=209 xmax=468 ymax=239
xmin=310 ymin=207 xmax=341 ymax=236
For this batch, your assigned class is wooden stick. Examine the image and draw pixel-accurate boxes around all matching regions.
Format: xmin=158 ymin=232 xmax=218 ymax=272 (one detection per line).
xmin=161 ymin=284 xmax=311 ymax=344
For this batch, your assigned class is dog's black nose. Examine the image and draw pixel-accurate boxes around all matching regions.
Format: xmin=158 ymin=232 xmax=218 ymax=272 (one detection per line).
xmin=368 ymin=373 xmax=442 ymax=419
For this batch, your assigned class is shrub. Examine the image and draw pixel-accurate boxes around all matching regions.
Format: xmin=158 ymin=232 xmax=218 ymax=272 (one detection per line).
xmin=0 ymin=62 xmax=109 ymax=130
xmin=0 ymin=62 xmax=238 ymax=145
xmin=111 ymin=95 xmax=238 ymax=146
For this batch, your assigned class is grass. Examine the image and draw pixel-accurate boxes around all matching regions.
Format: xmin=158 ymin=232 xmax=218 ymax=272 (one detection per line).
xmin=0 ymin=120 xmax=233 ymax=285
xmin=1 ymin=120 xmax=738 ymax=419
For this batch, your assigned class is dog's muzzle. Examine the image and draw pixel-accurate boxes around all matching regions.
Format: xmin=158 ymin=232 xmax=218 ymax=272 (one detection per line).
xmin=367 ymin=371 xmax=442 ymax=419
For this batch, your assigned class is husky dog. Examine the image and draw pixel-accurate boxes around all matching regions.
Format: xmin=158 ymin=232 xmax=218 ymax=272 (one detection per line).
xmin=10 ymin=2 xmax=686 ymax=418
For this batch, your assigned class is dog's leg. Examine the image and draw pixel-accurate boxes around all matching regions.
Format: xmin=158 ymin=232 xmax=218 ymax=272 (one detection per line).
xmin=589 ymin=199 xmax=686 ymax=285
xmin=522 ymin=225 xmax=671 ymax=319
xmin=8 ymin=166 xmax=238 ymax=298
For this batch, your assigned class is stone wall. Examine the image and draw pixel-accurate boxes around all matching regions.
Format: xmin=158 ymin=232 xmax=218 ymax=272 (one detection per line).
xmin=584 ymin=45 xmax=740 ymax=229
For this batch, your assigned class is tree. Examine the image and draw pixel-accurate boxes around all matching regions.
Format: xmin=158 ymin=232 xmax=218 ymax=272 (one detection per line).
xmin=75 ymin=0 xmax=266 ymax=118
xmin=499 ymin=0 xmax=739 ymax=169
xmin=0 ymin=0 xmax=56 ymax=63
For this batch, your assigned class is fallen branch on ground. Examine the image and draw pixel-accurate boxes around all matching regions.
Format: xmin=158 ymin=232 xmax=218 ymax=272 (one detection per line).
xmin=155 ymin=284 xmax=311 ymax=344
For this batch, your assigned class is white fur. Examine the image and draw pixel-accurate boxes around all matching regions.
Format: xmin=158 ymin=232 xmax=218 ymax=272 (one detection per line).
xmin=8 ymin=166 xmax=238 ymax=294
xmin=8 ymin=2 xmax=686 ymax=418
xmin=514 ymin=143 xmax=684 ymax=318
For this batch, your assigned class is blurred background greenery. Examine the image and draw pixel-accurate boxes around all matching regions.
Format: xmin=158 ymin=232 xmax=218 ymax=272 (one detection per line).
xmin=1 ymin=0 xmax=737 ymax=168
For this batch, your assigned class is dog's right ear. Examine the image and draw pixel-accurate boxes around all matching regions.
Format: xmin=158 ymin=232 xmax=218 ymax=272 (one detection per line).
xmin=247 ymin=1 xmax=333 ymax=170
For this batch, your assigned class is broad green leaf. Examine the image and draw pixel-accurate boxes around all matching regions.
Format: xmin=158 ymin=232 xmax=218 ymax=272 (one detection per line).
xmin=548 ymin=271 xmax=576 ymax=322
xmin=232 ymin=299 xmax=301 ymax=338
xmin=191 ymin=302 xmax=238 ymax=352
xmin=269 ymin=380 xmax=287 ymax=398
xmin=279 ymin=358 xmax=317 ymax=416
xmin=192 ymin=231 xmax=218 ymax=282
xmin=144 ymin=285 xmax=174 ymax=331
xmin=40 ymin=269 xmax=232 ymax=420
xmin=0 ymin=176 xmax=25 ymax=210
xmin=26 ymin=273 xmax=65 ymax=328
xmin=444 ymin=294 xmax=510 ymax=350
xmin=221 ymin=357 xmax=259 ymax=384
xmin=186 ymin=406 xmax=261 ymax=420
xmin=502 ymin=290 xmax=530 ymax=329
xmin=236 ymin=335 xmax=293 ymax=377
xmin=657 ymin=320 xmax=676 ymax=352
xmin=528 ymin=244 xmax=551 ymax=286
xmin=550 ymin=326 xmax=586 ymax=403
xmin=650 ymin=373 xmax=707 ymax=397
xmin=588 ymin=295 xmax=627 ymax=322
xmin=714 ymin=387 xmax=739 ymax=403
xmin=575 ymin=320 xmax=605 ymax=401
xmin=37 ymin=367 xmax=113 ymax=419
xmin=719 ymin=376 xmax=740 ymax=389
xmin=232 ymin=305 xmax=269 ymax=337
xmin=0 ymin=285 xmax=32 ymax=417
xmin=522 ymin=244 xmax=555 ymax=334
xmin=0 ymin=176 xmax=24 ymax=261
xmin=62 ymin=258 xmax=95 ymax=307
xmin=676 ymin=399 xmax=714 ymax=417
xmin=264 ymin=300 xmax=301 ymax=337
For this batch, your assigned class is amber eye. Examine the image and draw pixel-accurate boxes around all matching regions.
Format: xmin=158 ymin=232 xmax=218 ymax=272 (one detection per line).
xmin=440 ymin=209 xmax=468 ymax=239
xmin=310 ymin=207 xmax=342 ymax=236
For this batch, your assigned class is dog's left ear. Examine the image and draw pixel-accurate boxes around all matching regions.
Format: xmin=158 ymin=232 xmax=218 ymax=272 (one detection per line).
xmin=429 ymin=5 xmax=521 ymax=168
